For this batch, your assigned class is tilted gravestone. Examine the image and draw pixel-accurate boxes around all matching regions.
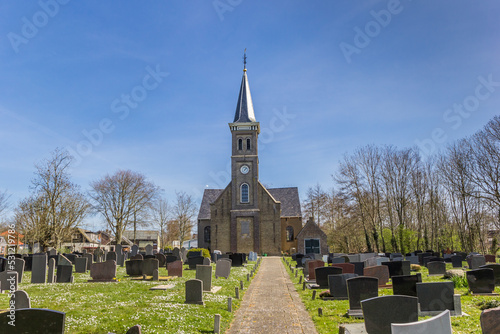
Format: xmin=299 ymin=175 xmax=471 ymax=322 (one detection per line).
xmin=363 ymin=265 xmax=390 ymax=286
xmin=0 ymin=308 xmax=65 ymax=333
xmin=315 ymin=266 xmax=343 ymax=288
xmin=328 ymin=273 xmax=358 ymax=299
xmin=13 ymin=258 xmax=25 ymax=283
xmin=451 ymin=255 xmax=463 ymax=268
xmin=467 ymin=268 xmax=496 ymax=294
xmin=427 ymin=261 xmax=446 ymax=276
xmin=391 ymin=309 xmax=453 ymax=334
xmin=57 ymin=254 xmax=73 ymax=267
xmin=185 ymin=279 xmax=204 ymax=305
xmin=47 ymin=258 xmax=56 ymax=283
xmin=480 ymin=264 xmax=500 ymax=286
xmin=331 ymin=263 xmax=355 ymax=274
xmin=31 ymin=253 xmax=47 ymax=284
xmin=0 ymin=271 xmax=18 ymax=292
xmin=307 ymin=260 xmax=325 ymax=280
xmin=215 ymin=259 xmax=231 ymax=279
xmin=126 ymin=260 xmax=143 ymax=276
xmin=392 ymin=273 xmax=422 ymax=297
xmin=346 ymin=276 xmax=379 ymax=317
xmin=75 ymin=257 xmax=88 ymax=273
xmin=142 ymin=258 xmax=159 ymax=276
xmin=89 ymin=260 xmax=117 ymax=282
xmin=196 ymin=265 xmax=213 ymax=291
xmin=416 ymin=282 xmax=455 ymax=312
xmin=362 ymin=295 xmax=419 ymax=334
xmin=10 ymin=290 xmax=31 ymax=309
xmin=167 ymin=260 xmax=183 ymax=277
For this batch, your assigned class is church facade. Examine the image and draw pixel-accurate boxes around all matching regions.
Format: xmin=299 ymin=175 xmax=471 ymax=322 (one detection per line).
xmin=197 ymin=65 xmax=302 ymax=255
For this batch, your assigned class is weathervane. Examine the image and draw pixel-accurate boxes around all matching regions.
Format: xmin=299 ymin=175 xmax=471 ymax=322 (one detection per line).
xmin=243 ymin=48 xmax=247 ymax=71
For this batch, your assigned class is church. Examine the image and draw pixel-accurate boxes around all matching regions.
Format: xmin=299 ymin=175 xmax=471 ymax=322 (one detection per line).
xmin=197 ymin=59 xmax=304 ymax=256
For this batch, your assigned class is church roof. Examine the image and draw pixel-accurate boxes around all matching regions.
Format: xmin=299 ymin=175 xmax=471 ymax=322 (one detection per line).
xmin=197 ymin=188 xmax=224 ymax=220
xmin=268 ymin=187 xmax=302 ymax=217
xmin=233 ymin=70 xmax=256 ymax=123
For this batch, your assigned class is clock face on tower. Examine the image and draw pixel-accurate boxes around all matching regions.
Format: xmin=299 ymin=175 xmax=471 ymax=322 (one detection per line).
xmin=240 ymin=165 xmax=250 ymax=174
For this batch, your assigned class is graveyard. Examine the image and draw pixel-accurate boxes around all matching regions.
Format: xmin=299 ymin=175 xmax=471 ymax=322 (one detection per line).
xmin=282 ymin=253 xmax=500 ymax=334
xmin=0 ymin=250 xmax=261 ymax=333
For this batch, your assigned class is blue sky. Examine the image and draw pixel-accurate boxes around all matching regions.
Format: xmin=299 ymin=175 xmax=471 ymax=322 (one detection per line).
xmin=1 ymin=1 xmax=499 ymax=229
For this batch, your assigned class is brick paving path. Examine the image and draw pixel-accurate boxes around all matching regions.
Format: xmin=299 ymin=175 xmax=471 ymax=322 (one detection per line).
xmin=227 ymin=256 xmax=318 ymax=334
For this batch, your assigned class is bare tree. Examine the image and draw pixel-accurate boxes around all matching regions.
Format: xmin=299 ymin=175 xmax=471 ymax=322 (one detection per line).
xmin=151 ymin=197 xmax=170 ymax=249
xmin=171 ymin=191 xmax=197 ymax=245
xmin=89 ymin=170 xmax=159 ymax=245
xmin=302 ymin=184 xmax=328 ymax=225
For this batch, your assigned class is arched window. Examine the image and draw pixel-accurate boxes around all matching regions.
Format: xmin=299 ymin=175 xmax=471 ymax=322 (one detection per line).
xmin=238 ymin=139 xmax=243 ymax=150
xmin=286 ymin=226 xmax=294 ymax=242
xmin=240 ymin=183 xmax=249 ymax=203
xmin=246 ymin=138 xmax=251 ymax=150
xmin=204 ymin=226 xmax=211 ymax=243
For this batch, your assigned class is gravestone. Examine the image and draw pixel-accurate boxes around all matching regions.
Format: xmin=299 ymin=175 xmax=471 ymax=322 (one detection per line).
xmin=390 ymin=253 xmax=403 ymax=260
xmin=155 ymin=253 xmax=166 ymax=267
xmin=47 ymin=258 xmax=56 ymax=283
xmin=359 ymin=253 xmax=377 ymax=262
xmin=185 ymin=279 xmax=204 ymax=305
xmin=13 ymin=258 xmax=25 ymax=283
xmin=167 ymin=260 xmax=183 ymax=277
xmin=392 ymin=273 xmax=422 ymax=297
xmin=126 ymin=260 xmax=143 ymax=276
xmin=382 ymin=261 xmax=410 ymax=277
xmin=347 ymin=276 xmax=379 ymax=317
xmin=0 ymin=308 xmax=65 ymax=333
xmin=315 ymin=266 xmax=343 ymax=288
xmin=362 ymin=295 xmax=419 ymax=334
xmin=331 ymin=257 xmax=345 ymax=264
xmin=0 ymin=271 xmax=18 ymax=292
xmin=144 ymin=255 xmax=156 ymax=260
xmin=331 ymin=263 xmax=355 ymax=274
xmin=480 ymin=264 xmax=500 ymax=286
xmin=172 ymin=247 xmax=180 ymax=260
xmin=484 ymin=254 xmax=496 ymax=263
xmin=303 ymin=259 xmax=313 ymax=277
xmin=153 ymin=269 xmax=159 ymax=281
xmin=131 ymin=245 xmax=139 ymax=256
xmin=31 ymin=253 xmax=47 ymax=284
xmin=466 ymin=268 xmax=496 ymax=294
xmin=106 ymin=251 xmax=117 ymax=262
xmin=83 ymin=253 xmax=93 ymax=270
xmin=75 ymin=257 xmax=88 ymax=273
xmin=48 ymin=248 xmax=57 ymax=256
xmin=23 ymin=256 xmax=33 ymax=271
xmin=347 ymin=254 xmax=360 ymax=263
xmin=363 ymin=265 xmax=390 ymax=286
xmin=307 ymin=260 xmax=325 ymax=280
xmin=391 ymin=309 xmax=452 ymax=334
xmin=142 ymin=258 xmax=159 ymax=276
xmin=126 ymin=325 xmax=142 ymax=334
xmin=89 ymin=260 xmax=117 ymax=282
xmin=203 ymin=257 xmax=211 ymax=266
xmin=132 ymin=254 xmax=144 ymax=260
xmin=376 ymin=257 xmax=390 ymax=266
xmin=350 ymin=262 xmax=365 ymax=276
xmin=56 ymin=265 xmax=73 ymax=283
xmin=145 ymin=244 xmax=153 ymax=256
xmin=467 ymin=255 xmax=486 ymax=269
xmin=480 ymin=306 xmax=500 ymax=334
xmin=229 ymin=253 xmax=245 ymax=267
xmin=427 ymin=261 xmax=446 ymax=276
xmin=94 ymin=248 xmax=104 ymax=262
xmin=116 ymin=244 xmax=125 ymax=266
xmin=196 ymin=265 xmax=213 ymax=291
xmin=328 ymin=273 xmax=358 ymax=299
xmin=58 ymin=254 xmax=73 ymax=266
xmin=418 ymin=252 xmax=432 ymax=265
xmin=451 ymin=255 xmax=463 ymax=268
xmin=249 ymin=251 xmax=258 ymax=261
xmin=11 ymin=290 xmax=31 ymax=309
xmin=215 ymin=259 xmax=231 ymax=279
xmin=165 ymin=255 xmax=177 ymax=265
xmin=364 ymin=257 xmax=378 ymax=268
xmin=63 ymin=253 xmax=77 ymax=264
xmin=416 ymin=281 xmax=455 ymax=312
xmin=189 ymin=256 xmax=206 ymax=270
xmin=405 ymin=255 xmax=419 ymax=265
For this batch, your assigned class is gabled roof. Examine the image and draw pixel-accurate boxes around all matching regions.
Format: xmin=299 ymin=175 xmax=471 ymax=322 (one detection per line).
xmin=233 ymin=71 xmax=256 ymax=123
xmin=296 ymin=218 xmax=327 ymax=239
xmin=268 ymin=187 xmax=302 ymax=217
xmin=197 ymin=188 xmax=224 ymax=220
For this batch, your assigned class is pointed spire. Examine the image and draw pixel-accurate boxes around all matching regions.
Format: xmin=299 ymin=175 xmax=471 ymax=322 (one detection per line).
xmin=233 ymin=49 xmax=256 ymax=123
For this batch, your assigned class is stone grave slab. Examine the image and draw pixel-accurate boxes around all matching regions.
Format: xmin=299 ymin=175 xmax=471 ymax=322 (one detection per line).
xmin=229 ymin=253 xmax=245 ymax=267
xmin=391 ymin=309 xmax=452 ymax=334
xmin=126 ymin=260 xmax=143 ymax=276
xmin=167 ymin=260 xmax=183 ymax=277
xmin=467 ymin=255 xmax=486 ymax=269
xmin=347 ymin=276 xmax=379 ymax=318
xmin=196 ymin=265 xmax=213 ymax=291
xmin=56 ymin=265 xmax=73 ymax=283
xmin=31 ymin=253 xmax=47 ymax=284
xmin=0 ymin=308 xmax=65 ymax=334
xmin=428 ymin=261 xmax=446 ymax=276
xmin=362 ymin=295 xmax=418 ymax=334
xmin=392 ymin=273 xmax=422 ymax=297
xmin=185 ymin=279 xmax=204 ymax=305
xmin=451 ymin=255 xmax=463 ymax=268
xmin=106 ymin=251 xmax=117 ymax=262
xmin=327 ymin=273 xmax=358 ymax=300
xmin=480 ymin=264 xmax=500 ymax=286
xmin=143 ymin=258 xmax=159 ymax=276
xmin=145 ymin=244 xmax=153 ymax=256
xmin=363 ymin=265 xmax=390 ymax=287
xmin=155 ymin=253 xmax=166 ymax=267
xmin=188 ymin=256 xmax=205 ymax=270
xmin=467 ymin=268 xmax=497 ymax=295
xmin=313 ymin=266 xmax=342 ymax=288
xmin=215 ymin=259 xmax=231 ymax=279
xmin=0 ymin=271 xmax=18 ymax=292
xmin=75 ymin=257 xmax=88 ymax=273
xmin=416 ymin=282 xmax=455 ymax=313
xmin=89 ymin=260 xmax=117 ymax=282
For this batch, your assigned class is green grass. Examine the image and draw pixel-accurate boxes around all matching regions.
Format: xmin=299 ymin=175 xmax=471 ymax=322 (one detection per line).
xmin=0 ymin=261 xmax=260 ymax=334
xmin=282 ymin=258 xmax=500 ymax=334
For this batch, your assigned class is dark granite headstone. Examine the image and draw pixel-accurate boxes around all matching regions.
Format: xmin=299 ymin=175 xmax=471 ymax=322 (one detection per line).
xmin=467 ymin=268 xmax=496 ymax=294
xmin=185 ymin=279 xmax=203 ymax=305
xmin=480 ymin=264 xmax=500 ymax=286
xmin=126 ymin=260 xmax=143 ymax=276
xmin=188 ymin=256 xmax=205 ymax=270
xmin=142 ymin=258 xmax=159 ymax=276
xmin=31 ymin=253 xmax=47 ymax=284
xmin=382 ymin=261 xmax=409 ymax=277
xmin=63 ymin=253 xmax=77 ymax=264
xmin=106 ymin=251 xmax=117 ymax=262
xmin=315 ymin=266 xmax=343 ymax=288
xmin=350 ymin=261 xmax=365 ymax=276
xmin=155 ymin=253 xmax=166 ymax=267
xmin=56 ymin=265 xmax=73 ymax=283
xmin=467 ymin=255 xmax=486 ymax=269
xmin=416 ymin=281 xmax=455 ymax=312
xmin=392 ymin=273 xmax=422 ymax=297
xmin=13 ymin=258 xmax=25 ymax=283
xmin=328 ymin=273 xmax=358 ymax=299
xmin=131 ymin=254 xmax=144 ymax=260
xmin=83 ymin=253 xmax=93 ymax=270
xmin=451 ymin=255 xmax=463 ymax=268
xmin=331 ymin=257 xmax=346 ymax=264
xmin=23 ymin=255 xmax=33 ymax=271
xmin=347 ymin=276 xmax=379 ymax=311
xmin=362 ymin=295 xmax=419 ymax=334
xmin=167 ymin=260 xmax=183 ymax=277
xmin=427 ymin=261 xmax=446 ymax=276
xmin=417 ymin=252 xmax=432 ymax=265
xmin=229 ymin=253 xmax=245 ymax=267
xmin=75 ymin=257 xmax=88 ymax=273
xmin=131 ymin=245 xmax=139 ymax=257
xmin=165 ymin=255 xmax=178 ymax=265
xmin=0 ymin=271 xmax=18 ymax=292
xmin=47 ymin=258 xmax=56 ymax=283
xmin=0 ymin=308 xmax=65 ymax=333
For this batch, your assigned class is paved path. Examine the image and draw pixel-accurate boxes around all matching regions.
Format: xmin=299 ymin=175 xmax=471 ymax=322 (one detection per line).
xmin=227 ymin=257 xmax=318 ymax=334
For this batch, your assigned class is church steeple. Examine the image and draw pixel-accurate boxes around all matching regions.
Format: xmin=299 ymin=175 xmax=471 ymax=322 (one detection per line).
xmin=233 ymin=50 xmax=256 ymax=123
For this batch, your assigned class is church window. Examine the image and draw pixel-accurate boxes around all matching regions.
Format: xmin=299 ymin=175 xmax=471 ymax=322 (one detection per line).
xmin=246 ymin=138 xmax=251 ymax=150
xmin=204 ymin=226 xmax=211 ymax=243
xmin=240 ymin=183 xmax=249 ymax=203
xmin=286 ymin=226 xmax=294 ymax=242
xmin=238 ymin=139 xmax=243 ymax=150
